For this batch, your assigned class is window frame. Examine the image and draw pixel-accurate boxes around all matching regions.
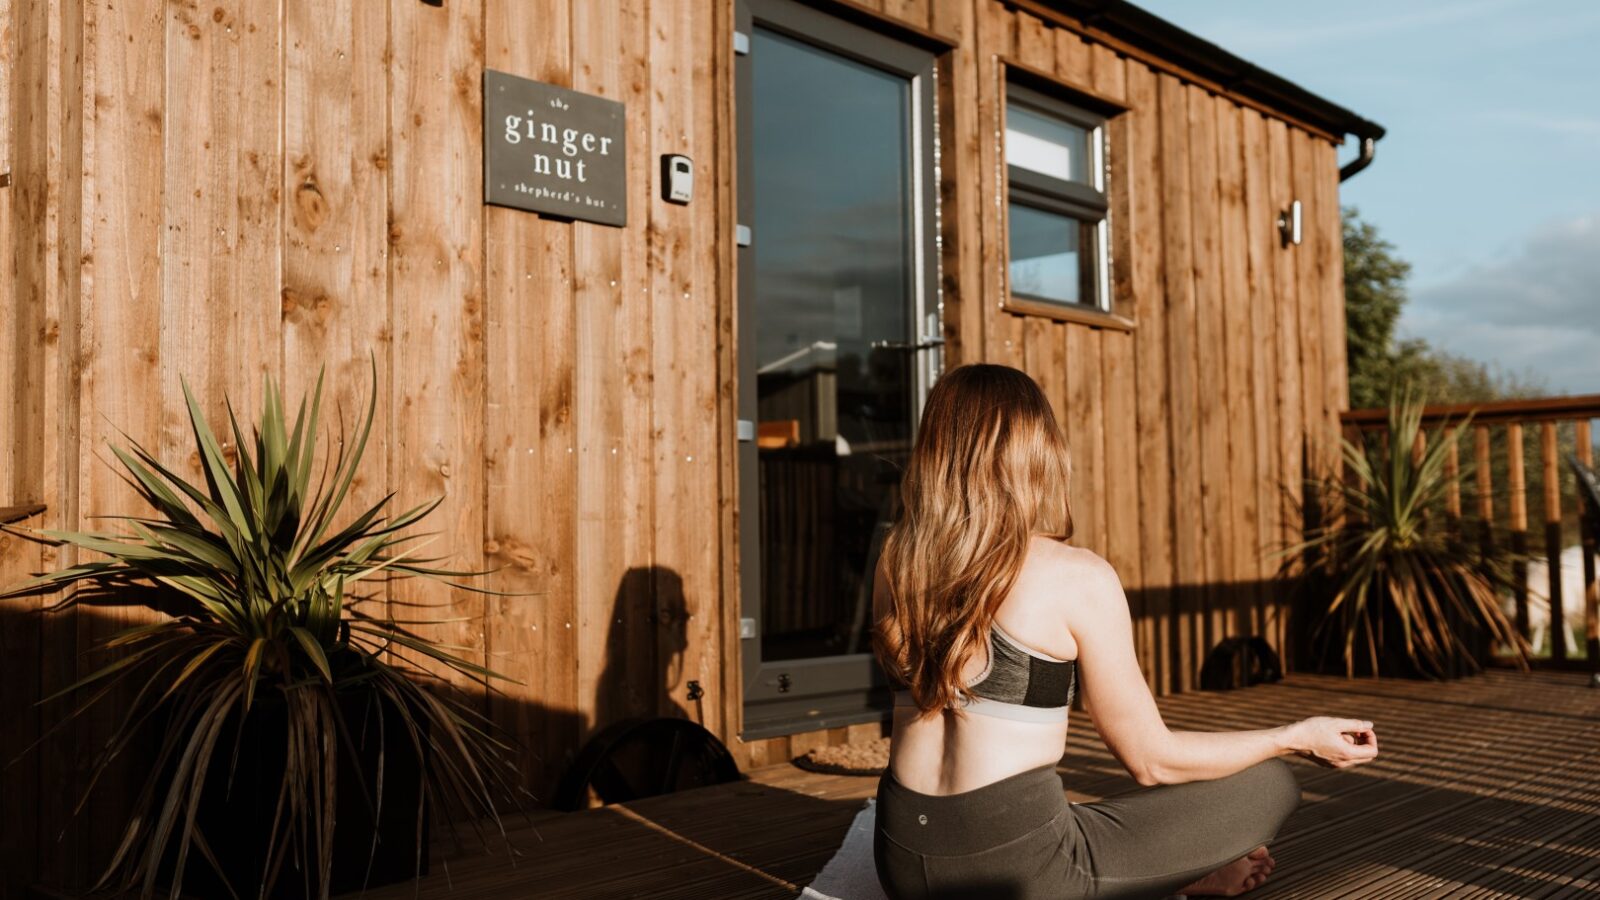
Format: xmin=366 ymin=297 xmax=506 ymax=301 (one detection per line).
xmin=1001 ymin=77 xmax=1130 ymax=329
xmin=734 ymin=0 xmax=942 ymax=741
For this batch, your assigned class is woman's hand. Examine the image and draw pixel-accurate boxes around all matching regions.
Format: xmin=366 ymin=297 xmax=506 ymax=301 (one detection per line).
xmin=1287 ymin=717 xmax=1379 ymax=769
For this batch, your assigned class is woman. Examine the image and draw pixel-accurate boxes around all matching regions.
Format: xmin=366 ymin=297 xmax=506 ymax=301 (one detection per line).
xmin=871 ymin=364 xmax=1379 ymax=900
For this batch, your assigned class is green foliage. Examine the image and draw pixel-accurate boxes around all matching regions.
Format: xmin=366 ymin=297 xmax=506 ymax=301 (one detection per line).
xmin=1343 ymin=207 xmax=1548 ymax=408
xmin=1284 ymin=389 xmax=1530 ymax=678
xmin=1 ymin=363 xmax=519 ymax=899
xmin=1344 ymin=207 xmax=1412 ymax=409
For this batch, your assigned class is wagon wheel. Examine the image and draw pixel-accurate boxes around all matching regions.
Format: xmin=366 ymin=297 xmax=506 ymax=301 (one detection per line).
xmin=552 ymin=717 xmax=741 ymax=811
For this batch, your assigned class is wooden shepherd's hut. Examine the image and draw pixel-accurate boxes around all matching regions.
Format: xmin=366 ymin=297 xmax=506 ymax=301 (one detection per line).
xmin=0 ymin=0 xmax=1383 ymax=887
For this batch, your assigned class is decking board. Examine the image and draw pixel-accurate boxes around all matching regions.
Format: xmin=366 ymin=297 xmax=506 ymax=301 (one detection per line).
xmin=359 ymin=671 xmax=1600 ymax=899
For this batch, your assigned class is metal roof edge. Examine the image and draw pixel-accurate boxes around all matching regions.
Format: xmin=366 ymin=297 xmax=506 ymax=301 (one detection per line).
xmin=1034 ymin=0 xmax=1387 ymax=142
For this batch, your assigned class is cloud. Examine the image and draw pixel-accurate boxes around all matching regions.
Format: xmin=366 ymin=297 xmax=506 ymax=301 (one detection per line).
xmin=1404 ymin=215 xmax=1600 ymax=394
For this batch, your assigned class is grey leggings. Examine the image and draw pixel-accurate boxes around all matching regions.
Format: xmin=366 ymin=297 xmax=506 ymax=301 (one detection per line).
xmin=873 ymin=758 xmax=1301 ymax=900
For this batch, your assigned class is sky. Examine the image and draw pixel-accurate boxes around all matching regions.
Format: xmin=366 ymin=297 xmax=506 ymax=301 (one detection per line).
xmin=1136 ymin=0 xmax=1600 ymax=395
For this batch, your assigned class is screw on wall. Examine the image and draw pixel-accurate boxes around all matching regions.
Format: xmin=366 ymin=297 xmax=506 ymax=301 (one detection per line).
xmin=686 ymin=680 xmax=704 ymax=702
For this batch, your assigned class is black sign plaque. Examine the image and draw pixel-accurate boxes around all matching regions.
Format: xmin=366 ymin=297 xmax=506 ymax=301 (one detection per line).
xmin=483 ymin=69 xmax=626 ymax=227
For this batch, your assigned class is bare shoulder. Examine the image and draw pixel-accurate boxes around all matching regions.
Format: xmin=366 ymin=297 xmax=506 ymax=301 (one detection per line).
xmin=1027 ymin=537 xmax=1120 ymax=582
xmin=1025 ymin=538 xmax=1128 ymax=614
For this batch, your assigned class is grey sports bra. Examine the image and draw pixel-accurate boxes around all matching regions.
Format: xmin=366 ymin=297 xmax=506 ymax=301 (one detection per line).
xmin=890 ymin=621 xmax=1077 ymax=723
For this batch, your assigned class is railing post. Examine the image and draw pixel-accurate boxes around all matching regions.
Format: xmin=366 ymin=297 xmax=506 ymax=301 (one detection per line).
xmin=1541 ymin=421 xmax=1566 ymax=663
xmin=1444 ymin=426 xmax=1461 ymax=535
xmin=1507 ymin=422 xmax=1530 ymax=645
xmin=1341 ymin=395 xmax=1600 ymax=670
xmin=1475 ymin=424 xmax=1500 ymax=643
xmin=1578 ymin=419 xmax=1598 ymax=683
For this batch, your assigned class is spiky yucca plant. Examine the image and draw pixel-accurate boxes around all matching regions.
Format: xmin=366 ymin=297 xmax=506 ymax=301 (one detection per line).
xmin=2 ymin=364 xmax=520 ymax=899
xmin=1284 ymin=391 xmax=1531 ymax=678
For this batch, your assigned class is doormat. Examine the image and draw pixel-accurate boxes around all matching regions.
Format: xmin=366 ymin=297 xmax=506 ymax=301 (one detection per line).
xmin=792 ymin=736 xmax=890 ymax=776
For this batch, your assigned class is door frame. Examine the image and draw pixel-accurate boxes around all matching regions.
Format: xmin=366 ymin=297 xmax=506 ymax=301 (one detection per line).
xmin=734 ymin=0 xmax=942 ymax=740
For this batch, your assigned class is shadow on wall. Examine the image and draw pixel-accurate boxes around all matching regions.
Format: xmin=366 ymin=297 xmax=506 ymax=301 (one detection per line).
xmin=591 ymin=565 xmax=693 ymax=730
xmin=0 ymin=560 xmax=715 ymax=894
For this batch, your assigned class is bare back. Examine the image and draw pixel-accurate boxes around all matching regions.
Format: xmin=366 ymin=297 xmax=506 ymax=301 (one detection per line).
xmin=882 ymin=535 xmax=1091 ymax=795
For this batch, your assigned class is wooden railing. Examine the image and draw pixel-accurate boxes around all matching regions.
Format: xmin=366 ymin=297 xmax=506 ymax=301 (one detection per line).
xmin=1342 ymin=396 xmax=1600 ymax=677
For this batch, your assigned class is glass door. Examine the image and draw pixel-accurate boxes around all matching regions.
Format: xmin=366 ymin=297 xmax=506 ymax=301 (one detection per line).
xmin=735 ymin=0 xmax=940 ymax=738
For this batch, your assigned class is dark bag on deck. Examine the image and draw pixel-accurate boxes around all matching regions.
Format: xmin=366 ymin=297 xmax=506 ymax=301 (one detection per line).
xmin=1199 ymin=636 xmax=1284 ymax=691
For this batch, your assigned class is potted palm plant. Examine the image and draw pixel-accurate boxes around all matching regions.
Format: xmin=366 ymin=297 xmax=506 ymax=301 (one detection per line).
xmin=2 ymin=364 xmax=520 ymax=898
xmin=1282 ymin=391 xmax=1530 ymax=679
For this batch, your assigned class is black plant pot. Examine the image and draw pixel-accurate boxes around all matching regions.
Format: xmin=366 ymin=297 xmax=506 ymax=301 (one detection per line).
xmin=158 ymin=686 xmax=429 ymax=899
xmin=1298 ymin=589 xmax=1492 ymax=680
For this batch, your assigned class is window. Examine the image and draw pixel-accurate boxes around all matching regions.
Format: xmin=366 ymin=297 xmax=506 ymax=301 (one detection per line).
xmin=735 ymin=0 xmax=940 ymax=738
xmin=1004 ymin=83 xmax=1112 ymax=315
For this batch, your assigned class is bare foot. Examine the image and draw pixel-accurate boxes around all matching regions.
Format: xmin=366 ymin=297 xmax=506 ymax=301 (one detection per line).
xmin=1179 ymin=846 xmax=1275 ymax=897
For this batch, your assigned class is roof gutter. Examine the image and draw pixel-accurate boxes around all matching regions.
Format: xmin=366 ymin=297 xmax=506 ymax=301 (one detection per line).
xmin=1338 ymin=135 xmax=1378 ymax=182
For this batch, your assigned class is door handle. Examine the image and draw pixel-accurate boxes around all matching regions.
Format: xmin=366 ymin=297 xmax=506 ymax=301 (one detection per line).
xmin=869 ymin=336 xmax=945 ymax=351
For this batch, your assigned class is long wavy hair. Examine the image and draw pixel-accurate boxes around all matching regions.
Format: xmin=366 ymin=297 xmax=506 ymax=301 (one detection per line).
xmin=872 ymin=364 xmax=1074 ymax=720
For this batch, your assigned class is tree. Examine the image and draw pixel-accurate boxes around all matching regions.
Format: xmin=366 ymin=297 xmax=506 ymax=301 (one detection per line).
xmin=1342 ymin=207 xmax=1546 ymax=408
xmin=1344 ymin=208 xmax=1411 ymax=409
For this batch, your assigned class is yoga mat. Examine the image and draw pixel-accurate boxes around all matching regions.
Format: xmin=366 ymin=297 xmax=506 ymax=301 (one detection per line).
xmin=796 ymin=799 xmax=889 ymax=900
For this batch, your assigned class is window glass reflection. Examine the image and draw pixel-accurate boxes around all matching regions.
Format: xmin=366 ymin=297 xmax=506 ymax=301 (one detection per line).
xmin=752 ymin=27 xmax=915 ymax=663
xmin=1008 ymin=203 xmax=1094 ymax=306
xmin=1006 ymin=104 xmax=1089 ymax=184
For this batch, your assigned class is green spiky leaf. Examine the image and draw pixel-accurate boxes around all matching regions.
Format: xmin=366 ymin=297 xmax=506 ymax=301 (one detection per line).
xmin=0 ymin=356 xmax=527 ymax=899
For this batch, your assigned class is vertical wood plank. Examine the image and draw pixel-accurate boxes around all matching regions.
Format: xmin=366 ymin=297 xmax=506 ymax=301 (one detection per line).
xmin=1475 ymin=424 xmax=1494 ymax=525
xmin=649 ymin=0 xmax=723 ymax=733
xmin=932 ymin=0 xmax=983 ymax=366
xmin=1089 ymin=44 xmax=1143 ymax=667
xmin=1157 ymin=74 xmax=1199 ymax=692
xmin=483 ymin=0 xmax=571 ymax=800
xmin=1241 ymin=109 xmax=1281 ymax=639
xmin=1577 ymin=420 xmax=1598 ymax=665
xmin=1507 ymin=422 xmax=1529 ymax=640
xmin=0 ymin=514 xmax=42 ymax=885
xmin=68 ymin=0 xmax=163 ymax=877
xmin=1185 ymin=86 xmax=1231 ymax=654
xmin=1315 ymin=139 xmax=1349 ymax=416
xmin=0 ymin=0 xmax=10 ymax=180
xmin=14 ymin=0 xmax=85 ymax=878
xmin=1541 ymin=420 xmax=1565 ymax=661
xmin=572 ymin=0 xmax=655 ymax=735
xmin=0 ymin=0 xmax=22 ymax=872
xmin=1125 ymin=62 xmax=1170 ymax=691
xmin=1288 ymin=128 xmax=1327 ymax=486
xmin=1063 ymin=326 xmax=1103 ymax=555
xmin=1265 ymin=117 xmax=1302 ymax=661
xmin=1475 ymin=423 xmax=1502 ymax=641
xmin=282 ymin=0 xmax=391 ymax=494
xmin=1215 ymin=100 xmax=1256 ymax=642
xmin=981 ymin=2 xmax=1021 ymax=366
xmin=162 ymin=0 xmax=283 ymax=436
xmin=388 ymin=0 xmax=487 ymax=699
xmin=1444 ymin=426 xmax=1461 ymax=525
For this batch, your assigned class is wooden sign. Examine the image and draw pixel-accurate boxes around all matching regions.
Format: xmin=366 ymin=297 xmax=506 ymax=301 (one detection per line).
xmin=483 ymin=69 xmax=627 ymax=227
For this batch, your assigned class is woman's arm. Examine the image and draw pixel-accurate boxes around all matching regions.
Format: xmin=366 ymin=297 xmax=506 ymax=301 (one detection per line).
xmin=1068 ymin=550 xmax=1378 ymax=786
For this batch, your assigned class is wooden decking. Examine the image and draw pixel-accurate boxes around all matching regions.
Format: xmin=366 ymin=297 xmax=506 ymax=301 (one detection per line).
xmin=364 ymin=671 xmax=1600 ymax=899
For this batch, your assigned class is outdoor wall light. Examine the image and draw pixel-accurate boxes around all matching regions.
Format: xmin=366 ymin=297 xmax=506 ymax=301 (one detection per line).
xmin=1278 ymin=199 xmax=1303 ymax=246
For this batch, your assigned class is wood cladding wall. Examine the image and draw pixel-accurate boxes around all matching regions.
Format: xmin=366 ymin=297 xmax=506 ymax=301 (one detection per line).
xmin=0 ymin=0 xmax=1348 ymax=887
